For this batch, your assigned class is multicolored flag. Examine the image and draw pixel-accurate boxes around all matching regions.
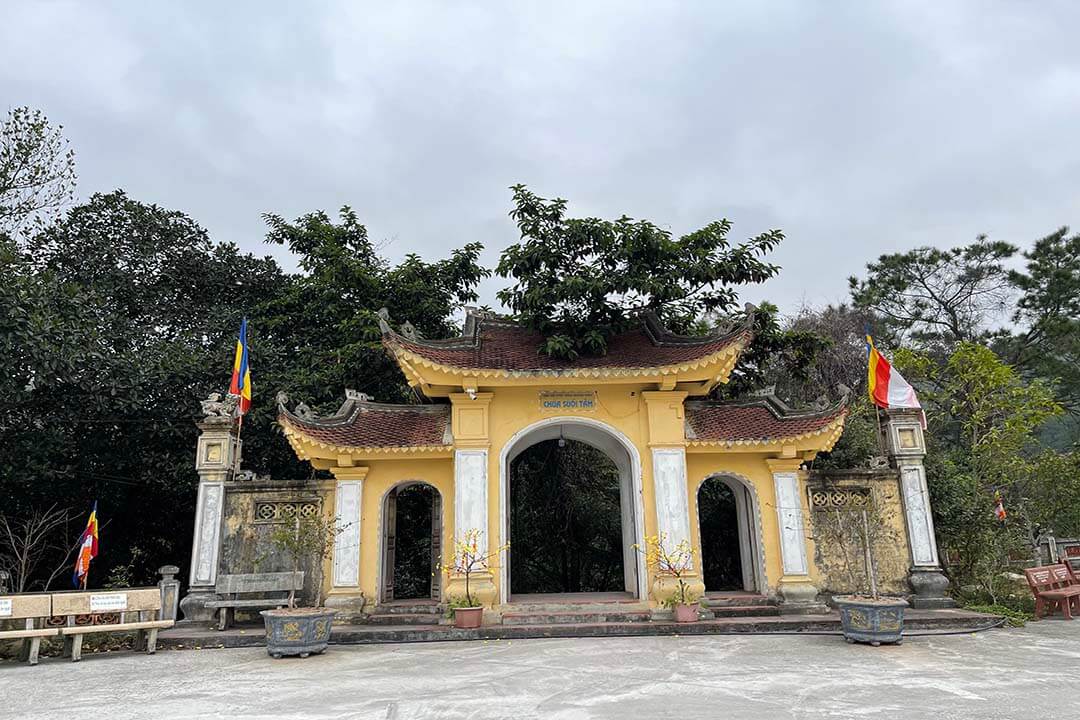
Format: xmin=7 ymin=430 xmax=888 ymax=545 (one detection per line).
xmin=72 ymin=502 xmax=99 ymax=588
xmin=229 ymin=318 xmax=252 ymax=416
xmin=866 ymin=334 xmax=926 ymax=428
xmin=994 ymin=492 xmax=1007 ymax=522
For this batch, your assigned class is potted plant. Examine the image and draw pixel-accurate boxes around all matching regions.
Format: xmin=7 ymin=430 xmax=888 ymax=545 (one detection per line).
xmin=442 ymin=528 xmax=508 ymax=629
xmin=636 ymin=533 xmax=700 ymax=623
xmin=261 ymin=513 xmax=347 ymax=658
xmin=816 ymin=493 xmax=907 ymax=646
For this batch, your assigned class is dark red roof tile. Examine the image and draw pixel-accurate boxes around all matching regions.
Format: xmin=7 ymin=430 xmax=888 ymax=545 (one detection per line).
xmin=384 ymin=311 xmax=751 ymax=372
xmin=685 ymin=398 xmax=846 ymax=443
xmin=281 ymin=401 xmax=450 ymax=449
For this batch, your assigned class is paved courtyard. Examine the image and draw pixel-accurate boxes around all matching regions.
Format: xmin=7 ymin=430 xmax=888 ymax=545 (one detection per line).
xmin=3 ymin=622 xmax=1079 ymax=719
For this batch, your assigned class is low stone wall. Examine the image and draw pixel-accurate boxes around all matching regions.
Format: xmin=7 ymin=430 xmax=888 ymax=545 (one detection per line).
xmin=219 ymin=477 xmax=333 ymax=610
xmin=807 ymin=469 xmax=912 ymax=597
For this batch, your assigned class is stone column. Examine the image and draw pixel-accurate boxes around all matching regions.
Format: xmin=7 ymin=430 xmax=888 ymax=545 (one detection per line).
xmin=179 ymin=413 xmax=240 ymax=623
xmin=885 ymin=408 xmax=955 ymax=608
xmin=642 ymin=391 xmax=704 ymax=606
xmin=157 ymin=565 xmax=181 ymax=622
xmin=324 ymin=466 xmax=367 ymax=619
xmin=767 ymin=457 xmax=824 ymax=613
xmin=446 ymin=391 xmax=496 ymax=608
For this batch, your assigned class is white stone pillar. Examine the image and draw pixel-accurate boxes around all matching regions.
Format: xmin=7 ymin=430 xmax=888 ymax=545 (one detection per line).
xmin=180 ymin=414 xmax=239 ymax=622
xmin=331 ymin=478 xmax=363 ymax=588
xmin=454 ymin=448 xmax=489 ymax=544
xmin=885 ymin=408 xmax=953 ymax=607
xmin=772 ymin=469 xmax=809 ymax=576
xmin=767 ymin=458 xmax=822 ymax=612
xmin=651 ymin=447 xmax=693 ymax=562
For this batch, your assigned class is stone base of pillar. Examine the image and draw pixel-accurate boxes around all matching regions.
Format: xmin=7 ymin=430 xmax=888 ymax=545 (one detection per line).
xmin=324 ymin=592 xmax=369 ymax=623
xmin=777 ymin=578 xmax=827 ymax=614
xmin=178 ymin=588 xmax=218 ymax=624
xmin=908 ymin=568 xmax=956 ymax=609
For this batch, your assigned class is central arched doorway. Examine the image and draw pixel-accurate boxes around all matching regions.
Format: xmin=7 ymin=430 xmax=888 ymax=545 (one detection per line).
xmin=380 ymin=482 xmax=443 ymax=603
xmin=499 ymin=417 xmax=646 ymax=603
xmin=696 ymin=474 xmax=761 ymax=593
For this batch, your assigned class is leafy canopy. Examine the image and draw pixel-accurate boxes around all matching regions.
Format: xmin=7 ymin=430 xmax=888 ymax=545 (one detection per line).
xmin=496 ymin=185 xmax=782 ymax=359
xmin=0 ymin=107 xmax=76 ymax=238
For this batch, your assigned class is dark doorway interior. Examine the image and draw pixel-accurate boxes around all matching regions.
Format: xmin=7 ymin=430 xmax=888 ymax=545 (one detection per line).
xmin=509 ymin=439 xmax=624 ymax=595
xmin=698 ymin=478 xmax=744 ymax=591
xmin=385 ymin=483 xmax=439 ymax=601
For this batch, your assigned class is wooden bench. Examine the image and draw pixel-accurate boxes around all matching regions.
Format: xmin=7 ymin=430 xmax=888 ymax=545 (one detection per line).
xmin=52 ymin=588 xmax=174 ymax=661
xmin=0 ymin=594 xmax=58 ymax=665
xmin=1025 ymin=564 xmax=1080 ymax=620
xmin=205 ymin=572 xmax=305 ymax=631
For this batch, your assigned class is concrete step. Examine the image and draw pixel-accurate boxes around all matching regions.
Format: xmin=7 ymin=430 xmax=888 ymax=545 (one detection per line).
xmin=373 ymin=602 xmax=442 ymax=615
xmin=366 ymin=613 xmax=445 ymax=626
xmin=701 ymin=593 xmax=773 ymax=608
xmin=501 ymin=610 xmax=652 ymax=626
xmin=708 ymin=605 xmax=781 ymax=618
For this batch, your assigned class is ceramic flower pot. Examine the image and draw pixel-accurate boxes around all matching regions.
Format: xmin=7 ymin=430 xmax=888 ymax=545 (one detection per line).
xmin=672 ymin=603 xmax=699 ymax=623
xmin=834 ymin=596 xmax=907 ymax=646
xmin=453 ymin=606 xmax=484 ymax=628
xmin=261 ymin=608 xmax=336 ymax=658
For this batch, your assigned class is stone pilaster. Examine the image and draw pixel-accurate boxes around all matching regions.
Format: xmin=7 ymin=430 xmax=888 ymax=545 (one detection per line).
xmin=885 ymin=408 xmax=955 ymax=608
xmin=324 ymin=466 xmax=367 ymax=620
xmin=179 ymin=413 xmax=240 ymax=623
xmin=446 ymin=392 xmax=496 ymax=608
xmin=767 ymin=457 xmax=824 ymax=613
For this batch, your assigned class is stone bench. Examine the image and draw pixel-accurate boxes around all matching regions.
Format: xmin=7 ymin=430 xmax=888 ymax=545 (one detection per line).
xmin=205 ymin=572 xmax=305 ymax=631
xmin=52 ymin=588 xmax=174 ymax=661
xmin=0 ymin=593 xmax=57 ymax=665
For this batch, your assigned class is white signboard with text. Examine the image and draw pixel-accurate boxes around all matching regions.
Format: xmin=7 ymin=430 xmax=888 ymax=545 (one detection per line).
xmin=0 ymin=598 xmax=11 ymax=617
xmin=89 ymin=593 xmax=128 ymax=612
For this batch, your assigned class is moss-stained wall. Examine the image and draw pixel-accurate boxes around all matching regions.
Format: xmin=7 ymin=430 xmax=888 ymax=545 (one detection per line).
xmin=220 ymin=478 xmax=333 ymax=606
xmin=807 ymin=469 xmax=912 ymax=596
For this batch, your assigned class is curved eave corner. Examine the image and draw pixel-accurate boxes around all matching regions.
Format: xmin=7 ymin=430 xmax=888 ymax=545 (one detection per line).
xmin=278 ymin=415 xmax=453 ymax=464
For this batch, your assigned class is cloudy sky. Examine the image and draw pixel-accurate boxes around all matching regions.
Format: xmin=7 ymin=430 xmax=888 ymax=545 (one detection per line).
xmin=3 ymin=1 xmax=1079 ymax=313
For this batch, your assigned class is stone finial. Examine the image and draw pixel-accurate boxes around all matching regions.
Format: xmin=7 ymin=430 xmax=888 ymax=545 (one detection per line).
xmin=400 ymin=320 xmax=419 ymax=341
xmin=345 ymin=388 xmax=372 ymax=402
xmin=158 ymin=565 xmax=180 ymax=580
xmin=276 ymin=390 xmax=290 ymax=412
xmin=201 ymin=392 xmax=238 ymax=418
xmin=377 ymin=307 xmax=393 ymax=334
xmin=294 ymin=402 xmax=316 ymax=420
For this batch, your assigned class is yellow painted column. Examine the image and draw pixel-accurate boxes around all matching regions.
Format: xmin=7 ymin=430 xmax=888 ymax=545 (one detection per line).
xmin=642 ymin=391 xmax=705 ymax=605
xmin=324 ymin=465 xmax=368 ymax=619
xmin=765 ymin=456 xmax=824 ymax=612
xmin=446 ymin=392 xmax=497 ymax=610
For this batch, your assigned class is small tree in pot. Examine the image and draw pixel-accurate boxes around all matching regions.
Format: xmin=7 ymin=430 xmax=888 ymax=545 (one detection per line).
xmin=635 ymin=533 xmax=700 ymax=623
xmin=262 ymin=513 xmax=348 ymax=658
xmin=814 ymin=490 xmax=907 ymax=645
xmin=442 ymin=528 xmax=508 ymax=628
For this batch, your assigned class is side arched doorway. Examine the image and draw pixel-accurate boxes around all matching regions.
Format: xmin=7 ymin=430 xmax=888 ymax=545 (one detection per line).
xmin=500 ymin=418 xmax=647 ymax=603
xmin=380 ymin=482 xmax=443 ymax=603
xmin=697 ymin=475 xmax=761 ymax=593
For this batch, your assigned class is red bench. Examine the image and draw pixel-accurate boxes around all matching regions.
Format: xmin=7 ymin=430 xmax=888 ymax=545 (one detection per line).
xmin=1025 ymin=564 xmax=1080 ymax=620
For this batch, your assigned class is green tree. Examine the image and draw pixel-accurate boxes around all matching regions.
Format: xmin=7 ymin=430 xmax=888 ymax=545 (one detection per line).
xmin=849 ymin=237 xmax=1017 ymax=349
xmin=0 ymin=107 xmax=76 ymax=237
xmin=496 ymin=184 xmax=783 ymax=359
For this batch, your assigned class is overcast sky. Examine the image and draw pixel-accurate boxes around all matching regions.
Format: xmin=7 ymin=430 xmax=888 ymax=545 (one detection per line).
xmin=4 ymin=1 xmax=1079 ymax=314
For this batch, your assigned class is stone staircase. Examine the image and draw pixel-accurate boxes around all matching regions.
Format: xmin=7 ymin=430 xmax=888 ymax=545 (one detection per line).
xmin=500 ymin=600 xmax=652 ymax=626
xmin=700 ymin=592 xmax=780 ymax=619
xmin=366 ymin=600 xmax=444 ymax=626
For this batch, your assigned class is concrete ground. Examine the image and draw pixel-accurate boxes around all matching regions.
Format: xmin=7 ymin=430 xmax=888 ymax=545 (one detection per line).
xmin=3 ymin=622 xmax=1079 ymax=719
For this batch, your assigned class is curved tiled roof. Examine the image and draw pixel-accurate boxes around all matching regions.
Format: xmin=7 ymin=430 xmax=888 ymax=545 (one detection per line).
xmin=278 ymin=394 xmax=452 ymax=451
xmin=381 ymin=309 xmax=753 ymax=374
xmin=685 ymin=395 xmax=847 ymax=446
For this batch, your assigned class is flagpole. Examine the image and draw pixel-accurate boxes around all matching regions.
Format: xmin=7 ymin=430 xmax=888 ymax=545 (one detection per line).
xmin=874 ymin=404 xmax=885 ymax=455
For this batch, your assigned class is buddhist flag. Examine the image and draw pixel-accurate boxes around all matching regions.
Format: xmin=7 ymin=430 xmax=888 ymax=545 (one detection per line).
xmin=994 ymin=492 xmax=1007 ymax=522
xmin=866 ymin=334 xmax=925 ymax=427
xmin=229 ymin=318 xmax=252 ymax=415
xmin=72 ymin=501 xmax=99 ymax=588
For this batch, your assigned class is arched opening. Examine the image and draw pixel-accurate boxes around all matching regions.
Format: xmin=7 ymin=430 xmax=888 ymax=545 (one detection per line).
xmin=500 ymin=418 xmax=646 ymax=603
xmin=697 ymin=475 xmax=760 ymax=593
xmin=509 ymin=439 xmax=624 ymax=595
xmin=380 ymin=482 xmax=442 ymax=603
